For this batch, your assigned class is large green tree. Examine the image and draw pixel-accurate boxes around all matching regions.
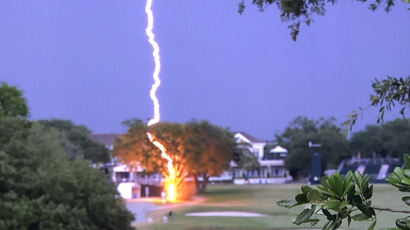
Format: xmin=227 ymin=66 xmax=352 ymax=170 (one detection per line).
xmin=350 ymin=118 xmax=410 ymax=158
xmin=0 ymin=82 xmax=28 ymax=118
xmin=114 ymin=120 xmax=188 ymax=184
xmin=276 ymin=116 xmax=349 ymax=179
xmin=0 ymin=83 xmax=134 ymax=229
xmin=38 ymin=119 xmax=111 ymax=163
xmin=184 ymin=121 xmax=238 ymax=192
xmin=0 ymin=117 xmax=134 ymax=230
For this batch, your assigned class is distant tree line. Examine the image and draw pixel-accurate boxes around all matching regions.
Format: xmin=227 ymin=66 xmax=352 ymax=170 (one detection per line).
xmin=276 ymin=116 xmax=410 ymax=179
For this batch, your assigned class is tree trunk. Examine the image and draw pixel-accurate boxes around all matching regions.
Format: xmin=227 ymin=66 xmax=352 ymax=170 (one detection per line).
xmin=200 ymin=172 xmax=209 ymax=192
xmin=193 ymin=174 xmax=200 ymax=194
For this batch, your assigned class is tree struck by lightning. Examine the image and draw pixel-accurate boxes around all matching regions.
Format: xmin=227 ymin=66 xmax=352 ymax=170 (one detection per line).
xmin=144 ymin=0 xmax=177 ymax=202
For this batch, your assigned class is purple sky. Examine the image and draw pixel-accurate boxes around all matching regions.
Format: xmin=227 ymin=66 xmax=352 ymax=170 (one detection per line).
xmin=1 ymin=1 xmax=409 ymax=140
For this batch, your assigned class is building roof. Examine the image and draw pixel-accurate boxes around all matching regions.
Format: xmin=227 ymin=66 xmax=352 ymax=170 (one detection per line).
xmin=236 ymin=132 xmax=264 ymax=143
xmin=89 ymin=133 xmax=120 ymax=147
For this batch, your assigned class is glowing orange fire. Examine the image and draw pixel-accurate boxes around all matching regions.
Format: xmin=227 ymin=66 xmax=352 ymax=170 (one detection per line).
xmin=146 ymin=133 xmax=176 ymax=201
xmin=145 ymin=0 xmax=177 ymax=202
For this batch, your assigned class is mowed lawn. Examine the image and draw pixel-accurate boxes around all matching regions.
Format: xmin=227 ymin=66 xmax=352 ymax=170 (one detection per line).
xmin=134 ymin=183 xmax=408 ymax=230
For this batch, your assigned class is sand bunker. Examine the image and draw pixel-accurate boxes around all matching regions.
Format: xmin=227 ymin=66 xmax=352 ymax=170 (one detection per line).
xmin=186 ymin=211 xmax=268 ymax=217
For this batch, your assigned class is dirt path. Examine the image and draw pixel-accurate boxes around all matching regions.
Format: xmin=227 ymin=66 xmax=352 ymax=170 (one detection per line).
xmin=126 ymin=201 xmax=157 ymax=223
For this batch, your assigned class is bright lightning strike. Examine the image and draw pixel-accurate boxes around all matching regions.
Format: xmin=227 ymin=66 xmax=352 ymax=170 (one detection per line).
xmin=145 ymin=0 xmax=161 ymax=127
xmin=145 ymin=0 xmax=177 ymax=202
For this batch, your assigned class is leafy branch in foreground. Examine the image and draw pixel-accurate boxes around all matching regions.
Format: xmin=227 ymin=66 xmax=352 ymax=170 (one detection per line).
xmin=344 ymin=75 xmax=410 ymax=132
xmin=277 ymin=154 xmax=410 ymax=230
xmin=371 ymin=76 xmax=410 ymax=123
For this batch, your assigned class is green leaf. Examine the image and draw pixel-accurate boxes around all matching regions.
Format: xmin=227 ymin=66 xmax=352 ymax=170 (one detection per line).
xmin=353 ymin=195 xmax=375 ymax=217
xmin=405 ymin=154 xmax=410 ymax=169
xmin=401 ymin=176 xmax=410 ymax=185
xmin=294 ymin=205 xmax=316 ymax=225
xmin=368 ymin=220 xmax=376 ymax=230
xmin=364 ymin=185 xmax=373 ymax=200
xmin=347 ymin=186 xmax=355 ymax=203
xmin=326 ymin=199 xmax=341 ymax=210
xmin=306 ymin=218 xmax=320 ymax=226
xmin=323 ymin=220 xmax=332 ymax=230
xmin=322 ymin=208 xmax=336 ymax=221
xmin=363 ymin=174 xmax=372 ymax=188
xmin=301 ymin=185 xmax=313 ymax=194
xmin=404 ymin=169 xmax=410 ymax=178
xmin=352 ymin=213 xmax=371 ymax=221
xmin=345 ymin=171 xmax=354 ymax=183
xmin=320 ymin=176 xmax=342 ymax=198
xmin=339 ymin=200 xmax=349 ymax=209
xmin=386 ymin=171 xmax=409 ymax=190
xmin=324 ymin=218 xmax=342 ymax=230
xmin=401 ymin=107 xmax=406 ymax=116
xmin=354 ymin=171 xmax=364 ymax=191
xmin=321 ymin=176 xmax=331 ymax=189
xmin=402 ymin=196 xmax=410 ymax=206
xmin=394 ymin=167 xmax=405 ymax=179
xmin=387 ymin=174 xmax=410 ymax=191
xmin=396 ymin=216 xmax=410 ymax=230
xmin=343 ymin=182 xmax=354 ymax=197
xmin=330 ymin=173 xmax=344 ymax=197
xmin=276 ymin=199 xmax=299 ymax=208
xmin=307 ymin=190 xmax=322 ymax=202
xmin=295 ymin=193 xmax=308 ymax=204
xmin=343 ymin=171 xmax=354 ymax=196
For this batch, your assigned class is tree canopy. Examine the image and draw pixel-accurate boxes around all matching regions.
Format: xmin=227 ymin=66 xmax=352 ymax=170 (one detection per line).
xmin=0 ymin=82 xmax=134 ymax=229
xmin=239 ymin=0 xmax=409 ymax=40
xmin=276 ymin=116 xmax=349 ymax=178
xmin=184 ymin=121 xmax=238 ymax=191
xmin=0 ymin=117 xmax=134 ymax=230
xmin=0 ymin=82 xmax=28 ymax=118
xmin=38 ymin=119 xmax=111 ymax=163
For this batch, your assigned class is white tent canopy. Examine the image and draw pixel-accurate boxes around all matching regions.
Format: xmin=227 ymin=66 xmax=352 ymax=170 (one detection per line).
xmin=270 ymin=145 xmax=288 ymax=153
xmin=113 ymin=164 xmax=130 ymax=172
xmin=113 ymin=163 xmax=144 ymax=172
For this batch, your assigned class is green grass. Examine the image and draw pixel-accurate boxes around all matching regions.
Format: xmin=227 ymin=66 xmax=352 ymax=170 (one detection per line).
xmin=134 ymin=183 xmax=408 ymax=230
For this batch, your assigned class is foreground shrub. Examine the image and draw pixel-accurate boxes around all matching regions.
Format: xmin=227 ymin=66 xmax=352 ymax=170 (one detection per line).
xmin=0 ymin=118 xmax=134 ymax=230
xmin=277 ymin=154 xmax=410 ymax=230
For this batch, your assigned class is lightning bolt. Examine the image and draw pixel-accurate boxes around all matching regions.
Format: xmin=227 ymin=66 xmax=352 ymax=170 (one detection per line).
xmin=145 ymin=0 xmax=161 ymax=127
xmin=145 ymin=0 xmax=177 ymax=202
